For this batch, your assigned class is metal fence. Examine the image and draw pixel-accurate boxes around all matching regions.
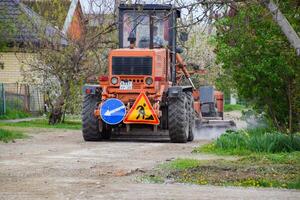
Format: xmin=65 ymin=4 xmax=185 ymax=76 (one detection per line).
xmin=0 ymin=83 xmax=44 ymax=115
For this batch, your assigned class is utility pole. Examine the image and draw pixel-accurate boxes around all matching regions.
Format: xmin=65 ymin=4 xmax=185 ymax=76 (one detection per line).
xmin=262 ymin=0 xmax=300 ymax=56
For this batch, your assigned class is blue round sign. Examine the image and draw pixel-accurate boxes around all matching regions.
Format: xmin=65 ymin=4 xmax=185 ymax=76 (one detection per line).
xmin=100 ymin=98 xmax=126 ymax=125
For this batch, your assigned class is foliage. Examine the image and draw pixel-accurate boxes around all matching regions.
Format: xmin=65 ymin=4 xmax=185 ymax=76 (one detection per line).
xmin=0 ymin=108 xmax=31 ymax=120
xmin=0 ymin=118 xmax=81 ymax=130
xmin=0 ymin=11 xmax=15 ymax=52
xmin=179 ymin=25 xmax=222 ymax=88
xmin=224 ymin=104 xmax=245 ymax=112
xmin=24 ymin=0 xmax=70 ymax=29
xmin=0 ymin=8 xmax=16 ymax=71
xmin=194 ymin=128 xmax=300 ymax=155
xmin=215 ymin=2 xmax=300 ymax=133
xmin=0 ymin=128 xmax=26 ymax=142
xmin=0 ymin=20 xmax=6 ymax=52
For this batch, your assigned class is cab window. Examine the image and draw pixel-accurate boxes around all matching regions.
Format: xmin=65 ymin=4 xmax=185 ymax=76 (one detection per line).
xmin=122 ymin=11 xmax=169 ymax=48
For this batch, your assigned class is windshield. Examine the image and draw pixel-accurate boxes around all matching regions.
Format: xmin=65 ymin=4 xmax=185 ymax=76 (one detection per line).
xmin=122 ymin=12 xmax=169 ymax=48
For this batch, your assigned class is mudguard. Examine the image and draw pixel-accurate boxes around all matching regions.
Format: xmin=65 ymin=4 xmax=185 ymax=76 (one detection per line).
xmin=168 ymin=86 xmax=193 ymax=98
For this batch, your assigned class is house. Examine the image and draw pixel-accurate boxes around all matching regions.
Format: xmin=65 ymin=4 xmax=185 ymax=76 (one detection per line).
xmin=0 ymin=0 xmax=69 ymax=114
xmin=62 ymin=0 xmax=85 ymax=41
xmin=0 ymin=0 xmax=61 ymax=84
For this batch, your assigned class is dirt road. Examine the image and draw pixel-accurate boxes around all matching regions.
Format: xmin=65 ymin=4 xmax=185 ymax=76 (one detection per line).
xmin=0 ymin=129 xmax=299 ymax=200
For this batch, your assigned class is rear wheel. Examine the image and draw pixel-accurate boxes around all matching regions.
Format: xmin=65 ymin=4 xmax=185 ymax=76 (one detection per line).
xmin=186 ymin=92 xmax=195 ymax=141
xmin=160 ymin=105 xmax=168 ymax=130
xmin=168 ymin=92 xmax=189 ymax=143
xmin=82 ymin=94 xmax=102 ymax=141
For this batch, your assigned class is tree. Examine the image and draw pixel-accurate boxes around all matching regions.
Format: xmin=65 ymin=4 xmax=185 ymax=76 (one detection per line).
xmin=178 ymin=25 xmax=223 ymax=88
xmin=21 ymin=0 xmax=118 ymax=124
xmin=215 ymin=1 xmax=300 ymax=133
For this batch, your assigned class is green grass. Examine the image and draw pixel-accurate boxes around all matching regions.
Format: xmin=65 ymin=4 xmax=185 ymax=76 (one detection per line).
xmin=0 ymin=127 xmax=27 ymax=142
xmin=194 ymin=128 xmax=300 ymax=155
xmin=160 ymin=158 xmax=201 ymax=170
xmin=224 ymin=104 xmax=246 ymax=112
xmin=0 ymin=109 xmax=31 ymax=120
xmin=239 ymin=152 xmax=300 ymax=165
xmin=141 ymin=128 xmax=300 ymax=189
xmin=0 ymin=119 xmax=82 ymax=130
xmin=143 ymin=154 xmax=300 ymax=189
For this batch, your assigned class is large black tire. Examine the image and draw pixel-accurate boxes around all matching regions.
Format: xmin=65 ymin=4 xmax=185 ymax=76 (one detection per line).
xmin=160 ymin=105 xmax=168 ymax=130
xmin=82 ymin=94 xmax=102 ymax=141
xmin=186 ymin=92 xmax=195 ymax=141
xmin=168 ymin=92 xmax=189 ymax=143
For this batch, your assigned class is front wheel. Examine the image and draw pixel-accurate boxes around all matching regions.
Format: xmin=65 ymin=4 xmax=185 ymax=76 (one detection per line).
xmin=168 ymin=92 xmax=189 ymax=143
xmin=82 ymin=94 xmax=102 ymax=141
xmin=186 ymin=92 xmax=195 ymax=142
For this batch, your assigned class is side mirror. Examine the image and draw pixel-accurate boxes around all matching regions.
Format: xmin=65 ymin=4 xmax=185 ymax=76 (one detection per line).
xmin=180 ymin=32 xmax=188 ymax=42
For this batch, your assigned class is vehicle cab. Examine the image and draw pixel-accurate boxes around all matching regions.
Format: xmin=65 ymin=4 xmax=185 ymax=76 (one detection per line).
xmin=99 ymin=4 xmax=180 ymax=104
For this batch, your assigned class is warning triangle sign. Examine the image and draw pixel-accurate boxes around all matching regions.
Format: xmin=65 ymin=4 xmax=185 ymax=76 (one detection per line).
xmin=123 ymin=93 xmax=160 ymax=125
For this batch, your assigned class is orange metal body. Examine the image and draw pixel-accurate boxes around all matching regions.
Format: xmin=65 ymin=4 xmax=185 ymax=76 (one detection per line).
xmin=214 ymin=91 xmax=224 ymax=113
xmin=98 ymin=47 xmax=223 ymax=121
xmin=99 ymin=48 xmax=171 ymax=105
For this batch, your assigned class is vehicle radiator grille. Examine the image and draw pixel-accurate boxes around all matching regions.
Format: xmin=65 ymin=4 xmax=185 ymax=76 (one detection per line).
xmin=112 ymin=57 xmax=152 ymax=75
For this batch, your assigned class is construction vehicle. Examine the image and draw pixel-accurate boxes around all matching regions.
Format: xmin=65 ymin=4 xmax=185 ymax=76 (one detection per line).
xmin=82 ymin=4 xmax=235 ymax=143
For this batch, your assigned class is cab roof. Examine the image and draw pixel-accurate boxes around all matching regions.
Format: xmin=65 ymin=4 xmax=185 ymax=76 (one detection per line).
xmin=119 ymin=3 xmax=180 ymax=17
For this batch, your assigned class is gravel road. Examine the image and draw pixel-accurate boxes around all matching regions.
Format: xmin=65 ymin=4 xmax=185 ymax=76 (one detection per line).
xmin=0 ymin=129 xmax=299 ymax=200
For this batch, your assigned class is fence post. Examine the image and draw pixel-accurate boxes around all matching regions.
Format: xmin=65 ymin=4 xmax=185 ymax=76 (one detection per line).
xmin=24 ymin=84 xmax=30 ymax=112
xmin=0 ymin=83 xmax=2 ymax=115
xmin=2 ymin=83 xmax=6 ymax=114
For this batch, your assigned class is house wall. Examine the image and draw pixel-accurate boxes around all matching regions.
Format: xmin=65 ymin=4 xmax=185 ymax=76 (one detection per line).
xmin=0 ymin=52 xmax=44 ymax=113
xmin=0 ymin=52 xmax=30 ymax=83
xmin=68 ymin=5 xmax=84 ymax=41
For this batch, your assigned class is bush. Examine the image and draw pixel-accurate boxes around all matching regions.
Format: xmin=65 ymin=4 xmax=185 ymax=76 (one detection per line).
xmin=198 ymin=128 xmax=300 ymax=155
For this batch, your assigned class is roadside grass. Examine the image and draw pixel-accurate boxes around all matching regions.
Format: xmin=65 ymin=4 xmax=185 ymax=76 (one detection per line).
xmin=0 ymin=127 xmax=27 ymax=142
xmin=193 ymin=128 xmax=300 ymax=155
xmin=224 ymin=104 xmax=246 ymax=112
xmin=161 ymin=158 xmax=201 ymax=170
xmin=0 ymin=109 xmax=31 ymax=120
xmin=142 ymin=153 xmax=300 ymax=189
xmin=0 ymin=118 xmax=82 ymax=130
xmin=141 ymin=128 xmax=300 ymax=189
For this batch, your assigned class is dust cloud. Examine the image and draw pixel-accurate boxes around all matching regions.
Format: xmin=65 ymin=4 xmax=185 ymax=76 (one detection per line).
xmin=193 ymin=127 xmax=229 ymax=140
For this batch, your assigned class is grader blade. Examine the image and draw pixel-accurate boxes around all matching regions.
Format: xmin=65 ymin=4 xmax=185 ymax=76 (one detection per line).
xmin=197 ymin=118 xmax=236 ymax=129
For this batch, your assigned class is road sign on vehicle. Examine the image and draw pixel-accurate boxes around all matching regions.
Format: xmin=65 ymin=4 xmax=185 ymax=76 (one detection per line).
xmin=123 ymin=93 xmax=159 ymax=125
xmin=100 ymin=98 xmax=126 ymax=125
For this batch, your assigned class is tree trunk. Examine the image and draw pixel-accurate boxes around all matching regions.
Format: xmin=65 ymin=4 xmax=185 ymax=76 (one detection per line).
xmin=287 ymin=80 xmax=293 ymax=134
xmin=48 ymin=96 xmax=64 ymax=125
xmin=262 ymin=0 xmax=300 ymax=56
xmin=48 ymin=79 xmax=71 ymax=125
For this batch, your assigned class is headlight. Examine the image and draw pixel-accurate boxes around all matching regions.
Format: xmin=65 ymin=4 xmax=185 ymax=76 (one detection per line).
xmin=145 ymin=77 xmax=153 ymax=85
xmin=111 ymin=77 xmax=118 ymax=85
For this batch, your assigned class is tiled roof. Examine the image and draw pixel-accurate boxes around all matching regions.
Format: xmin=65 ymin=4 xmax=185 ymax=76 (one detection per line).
xmin=0 ymin=0 xmax=64 ymax=44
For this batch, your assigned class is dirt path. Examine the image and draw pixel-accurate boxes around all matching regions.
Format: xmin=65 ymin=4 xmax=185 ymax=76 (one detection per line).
xmin=0 ymin=129 xmax=299 ymax=200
